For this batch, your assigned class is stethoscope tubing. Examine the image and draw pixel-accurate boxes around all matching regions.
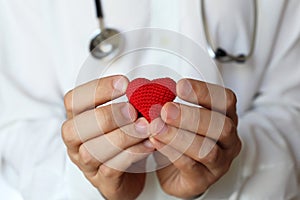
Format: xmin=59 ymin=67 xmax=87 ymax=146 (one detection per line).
xmin=90 ymin=0 xmax=257 ymax=63
xmin=201 ymin=0 xmax=258 ymax=63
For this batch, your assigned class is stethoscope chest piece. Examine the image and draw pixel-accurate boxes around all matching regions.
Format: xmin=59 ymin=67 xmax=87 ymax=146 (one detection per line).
xmin=90 ymin=0 xmax=122 ymax=59
xmin=89 ymin=28 xmax=121 ymax=59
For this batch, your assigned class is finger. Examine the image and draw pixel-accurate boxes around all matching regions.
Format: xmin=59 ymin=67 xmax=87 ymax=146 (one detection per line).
xmin=64 ymin=75 xmax=129 ymax=118
xmin=82 ymin=118 xmax=150 ymax=164
xmin=151 ymin=138 xmax=214 ymax=198
xmin=61 ymin=102 xmax=137 ymax=154
xmin=150 ymin=137 xmax=210 ymax=179
xmin=69 ymin=118 xmax=149 ymax=177
xmin=77 ymin=144 xmax=102 ymax=177
xmin=64 ymin=147 xmax=100 ymax=180
xmin=161 ymin=102 xmax=238 ymax=149
xmin=150 ymin=137 xmax=197 ymax=168
xmin=176 ymin=79 xmax=237 ymax=123
xmin=97 ymin=141 xmax=155 ymax=178
xmin=150 ymin=118 xmax=226 ymax=175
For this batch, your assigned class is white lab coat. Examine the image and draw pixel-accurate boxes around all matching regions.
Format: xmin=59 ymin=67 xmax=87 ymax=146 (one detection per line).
xmin=0 ymin=0 xmax=300 ymax=199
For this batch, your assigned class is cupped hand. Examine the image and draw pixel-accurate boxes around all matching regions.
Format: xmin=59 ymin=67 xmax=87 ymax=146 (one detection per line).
xmin=61 ymin=75 xmax=155 ymax=200
xmin=149 ymin=79 xmax=241 ymax=199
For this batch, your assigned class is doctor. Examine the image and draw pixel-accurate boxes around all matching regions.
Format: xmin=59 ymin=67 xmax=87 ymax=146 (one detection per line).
xmin=1 ymin=0 xmax=300 ymax=200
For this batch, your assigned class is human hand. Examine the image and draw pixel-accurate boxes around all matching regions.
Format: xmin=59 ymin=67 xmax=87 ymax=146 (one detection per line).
xmin=149 ymin=79 xmax=241 ymax=199
xmin=61 ymin=75 xmax=155 ymax=200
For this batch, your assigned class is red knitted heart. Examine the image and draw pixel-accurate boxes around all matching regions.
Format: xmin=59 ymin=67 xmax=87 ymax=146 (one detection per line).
xmin=126 ymin=78 xmax=176 ymax=122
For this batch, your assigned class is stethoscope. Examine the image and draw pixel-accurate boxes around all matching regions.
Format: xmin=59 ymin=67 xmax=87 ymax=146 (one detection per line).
xmin=89 ymin=0 xmax=121 ymax=59
xmin=89 ymin=0 xmax=257 ymax=63
xmin=201 ymin=0 xmax=258 ymax=63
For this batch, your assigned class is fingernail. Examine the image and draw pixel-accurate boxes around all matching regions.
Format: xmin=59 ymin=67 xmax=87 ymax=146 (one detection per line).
xmin=178 ymin=79 xmax=192 ymax=98
xmin=121 ymin=104 xmax=136 ymax=121
xmin=143 ymin=140 xmax=154 ymax=149
xmin=135 ymin=118 xmax=149 ymax=135
xmin=150 ymin=118 xmax=168 ymax=136
xmin=161 ymin=103 xmax=180 ymax=120
xmin=113 ymin=76 xmax=128 ymax=93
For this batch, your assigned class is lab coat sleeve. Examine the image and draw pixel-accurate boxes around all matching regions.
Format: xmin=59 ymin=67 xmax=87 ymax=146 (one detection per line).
xmin=0 ymin=117 xmax=67 ymax=200
xmin=0 ymin=72 xmax=69 ymax=199
xmin=205 ymin=2 xmax=300 ymax=200
xmin=0 ymin=71 xmax=105 ymax=200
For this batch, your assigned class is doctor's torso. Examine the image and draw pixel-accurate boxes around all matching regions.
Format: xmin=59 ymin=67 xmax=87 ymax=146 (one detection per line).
xmin=0 ymin=0 xmax=295 ymax=199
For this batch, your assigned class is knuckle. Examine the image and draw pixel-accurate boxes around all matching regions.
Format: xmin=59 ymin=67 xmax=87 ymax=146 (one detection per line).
xmin=221 ymin=117 xmax=235 ymax=141
xmin=188 ymin=108 xmax=201 ymax=133
xmin=95 ymin=107 xmax=113 ymax=130
xmin=225 ymin=89 xmax=237 ymax=110
xmin=96 ymin=76 xmax=111 ymax=92
xmin=201 ymin=145 xmax=220 ymax=165
xmin=233 ymin=139 xmax=242 ymax=157
xmin=79 ymin=145 xmax=95 ymax=165
xmin=100 ymin=166 xmax=117 ymax=178
xmin=177 ymin=158 xmax=198 ymax=172
xmin=199 ymin=85 xmax=211 ymax=103
xmin=61 ymin=120 xmax=80 ymax=146
xmin=61 ymin=120 xmax=73 ymax=142
xmin=123 ymin=146 xmax=147 ymax=165
xmin=64 ymin=90 xmax=73 ymax=112
xmin=67 ymin=149 xmax=79 ymax=164
xmin=113 ymin=131 xmax=128 ymax=149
